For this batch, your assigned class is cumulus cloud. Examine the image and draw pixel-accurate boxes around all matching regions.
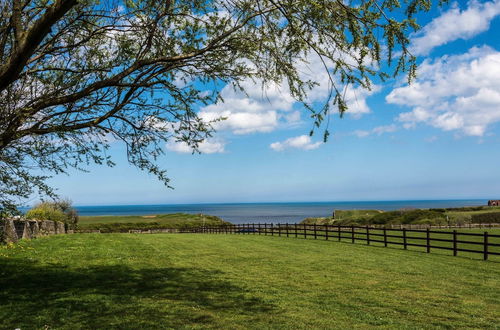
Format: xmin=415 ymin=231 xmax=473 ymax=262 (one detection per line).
xmin=353 ymin=124 xmax=397 ymax=138
xmin=270 ymin=135 xmax=322 ymax=151
xmin=199 ymin=54 xmax=380 ymax=136
xmin=199 ymin=80 xmax=294 ymax=135
xmin=166 ymin=139 xmax=225 ymax=154
xmin=387 ymin=46 xmax=500 ymax=136
xmin=410 ymin=0 xmax=500 ymax=55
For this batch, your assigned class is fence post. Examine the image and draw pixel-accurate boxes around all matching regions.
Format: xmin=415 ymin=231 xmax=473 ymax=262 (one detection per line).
xmin=325 ymin=224 xmax=329 ymax=240
xmin=484 ymin=232 xmax=489 ymax=261
xmin=338 ymin=225 xmax=341 ymax=241
xmin=351 ymin=226 xmax=355 ymax=244
xmin=258 ymin=223 xmax=261 ymax=235
xmin=271 ymin=223 xmax=274 ymax=236
xmin=426 ymin=228 xmax=430 ymax=253
xmin=303 ymin=223 xmax=307 ymax=239
xmin=286 ymin=223 xmax=289 ymax=237
xmin=313 ymin=223 xmax=317 ymax=239
xmin=295 ymin=223 xmax=298 ymax=238
xmin=403 ymin=228 xmax=407 ymax=250
xmin=383 ymin=227 xmax=387 ymax=247
xmin=453 ymin=230 xmax=457 ymax=256
xmin=366 ymin=226 xmax=370 ymax=245
xmin=278 ymin=223 xmax=281 ymax=237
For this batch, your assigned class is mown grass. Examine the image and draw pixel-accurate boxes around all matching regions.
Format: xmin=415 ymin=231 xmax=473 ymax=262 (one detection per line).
xmin=1 ymin=234 xmax=499 ymax=329
xmin=270 ymin=226 xmax=500 ymax=261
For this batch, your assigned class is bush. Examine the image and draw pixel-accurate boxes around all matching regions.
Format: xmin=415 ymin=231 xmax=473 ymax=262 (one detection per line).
xmin=471 ymin=212 xmax=500 ymax=223
xmin=26 ymin=204 xmax=66 ymax=222
xmin=25 ymin=199 xmax=79 ymax=229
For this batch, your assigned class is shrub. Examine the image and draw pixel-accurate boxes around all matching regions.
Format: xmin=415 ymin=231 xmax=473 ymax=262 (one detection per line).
xmin=471 ymin=212 xmax=500 ymax=223
xmin=25 ymin=199 xmax=79 ymax=229
xmin=26 ymin=204 xmax=66 ymax=222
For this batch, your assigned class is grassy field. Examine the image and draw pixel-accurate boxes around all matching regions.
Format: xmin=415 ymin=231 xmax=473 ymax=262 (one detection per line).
xmin=1 ymin=234 xmax=499 ymax=329
xmin=77 ymin=213 xmax=228 ymax=232
xmin=268 ymin=226 xmax=500 ymax=261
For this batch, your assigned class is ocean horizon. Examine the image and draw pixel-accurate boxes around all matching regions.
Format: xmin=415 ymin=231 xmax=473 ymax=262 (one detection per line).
xmin=29 ymin=199 xmax=487 ymax=224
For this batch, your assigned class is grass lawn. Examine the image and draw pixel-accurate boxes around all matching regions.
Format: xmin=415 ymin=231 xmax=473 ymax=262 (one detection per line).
xmin=1 ymin=234 xmax=499 ymax=329
xmin=283 ymin=226 xmax=500 ymax=261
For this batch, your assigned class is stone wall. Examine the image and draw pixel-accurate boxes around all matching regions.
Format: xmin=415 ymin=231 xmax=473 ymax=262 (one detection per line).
xmin=0 ymin=219 xmax=66 ymax=244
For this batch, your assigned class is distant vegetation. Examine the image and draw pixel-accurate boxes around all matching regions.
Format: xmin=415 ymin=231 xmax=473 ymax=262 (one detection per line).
xmin=25 ymin=199 xmax=79 ymax=230
xmin=78 ymin=213 xmax=229 ymax=233
xmin=301 ymin=206 xmax=500 ymax=226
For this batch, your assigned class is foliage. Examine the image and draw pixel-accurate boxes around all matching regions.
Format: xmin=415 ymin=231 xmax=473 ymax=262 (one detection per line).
xmin=471 ymin=212 xmax=500 ymax=224
xmin=334 ymin=209 xmax=383 ymax=220
xmin=0 ymin=0 xmax=441 ymax=210
xmin=77 ymin=212 xmax=228 ymax=232
xmin=301 ymin=217 xmax=334 ymax=225
xmin=369 ymin=209 xmax=446 ymax=224
xmin=26 ymin=203 xmax=66 ymax=222
xmin=25 ymin=199 xmax=79 ymax=229
xmin=431 ymin=206 xmax=487 ymax=212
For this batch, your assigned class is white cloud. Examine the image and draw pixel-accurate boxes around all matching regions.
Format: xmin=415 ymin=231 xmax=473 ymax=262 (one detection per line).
xmin=353 ymin=130 xmax=371 ymax=138
xmin=198 ymin=79 xmax=295 ymax=135
xmin=166 ymin=139 xmax=225 ymax=154
xmin=425 ymin=136 xmax=438 ymax=143
xmin=270 ymin=135 xmax=322 ymax=151
xmin=199 ymin=54 xmax=380 ymax=136
xmin=387 ymin=46 xmax=500 ymax=136
xmin=410 ymin=0 xmax=500 ymax=55
xmin=353 ymin=124 xmax=397 ymax=138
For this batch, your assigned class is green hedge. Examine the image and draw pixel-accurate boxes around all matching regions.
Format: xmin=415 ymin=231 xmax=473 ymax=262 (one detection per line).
xmin=471 ymin=212 xmax=500 ymax=223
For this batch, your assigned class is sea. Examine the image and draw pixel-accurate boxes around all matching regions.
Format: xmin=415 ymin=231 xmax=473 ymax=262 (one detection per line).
xmin=61 ymin=199 xmax=486 ymax=224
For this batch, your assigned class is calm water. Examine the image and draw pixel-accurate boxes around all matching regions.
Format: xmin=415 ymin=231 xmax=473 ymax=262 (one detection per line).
xmin=65 ymin=200 xmax=486 ymax=224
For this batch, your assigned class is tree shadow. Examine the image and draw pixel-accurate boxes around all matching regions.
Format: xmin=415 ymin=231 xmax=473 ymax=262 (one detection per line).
xmin=0 ymin=258 xmax=275 ymax=329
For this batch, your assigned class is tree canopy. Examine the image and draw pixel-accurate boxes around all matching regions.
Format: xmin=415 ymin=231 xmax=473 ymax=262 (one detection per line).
xmin=0 ymin=0 xmax=436 ymax=212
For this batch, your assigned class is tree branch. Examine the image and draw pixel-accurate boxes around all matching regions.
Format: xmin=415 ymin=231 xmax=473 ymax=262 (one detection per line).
xmin=0 ymin=0 xmax=78 ymax=91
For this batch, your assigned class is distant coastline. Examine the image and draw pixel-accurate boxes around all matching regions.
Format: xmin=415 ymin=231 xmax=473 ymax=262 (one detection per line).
xmin=22 ymin=199 xmax=487 ymax=224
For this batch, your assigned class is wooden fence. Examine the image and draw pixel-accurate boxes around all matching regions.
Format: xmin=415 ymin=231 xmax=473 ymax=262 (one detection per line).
xmin=186 ymin=223 xmax=500 ymax=260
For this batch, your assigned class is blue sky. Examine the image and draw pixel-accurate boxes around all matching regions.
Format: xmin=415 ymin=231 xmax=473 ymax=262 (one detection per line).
xmin=47 ymin=0 xmax=500 ymax=206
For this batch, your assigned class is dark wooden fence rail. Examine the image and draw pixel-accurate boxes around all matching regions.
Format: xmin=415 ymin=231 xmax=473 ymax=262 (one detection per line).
xmin=184 ymin=223 xmax=500 ymax=260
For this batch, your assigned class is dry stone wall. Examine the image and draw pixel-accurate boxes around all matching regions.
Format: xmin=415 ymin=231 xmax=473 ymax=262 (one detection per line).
xmin=0 ymin=219 xmax=66 ymax=244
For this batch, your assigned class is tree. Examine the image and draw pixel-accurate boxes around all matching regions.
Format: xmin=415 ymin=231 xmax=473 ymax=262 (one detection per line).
xmin=0 ymin=0 xmax=434 ymax=211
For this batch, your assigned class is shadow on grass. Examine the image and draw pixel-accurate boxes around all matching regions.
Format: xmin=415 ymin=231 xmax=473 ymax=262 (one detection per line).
xmin=0 ymin=258 xmax=274 ymax=329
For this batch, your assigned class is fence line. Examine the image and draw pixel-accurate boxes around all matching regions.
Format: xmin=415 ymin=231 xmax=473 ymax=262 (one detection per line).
xmin=378 ymin=223 xmax=500 ymax=230
xmin=183 ymin=223 xmax=500 ymax=260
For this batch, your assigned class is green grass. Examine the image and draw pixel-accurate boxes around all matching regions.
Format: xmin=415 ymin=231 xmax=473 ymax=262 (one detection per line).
xmin=253 ymin=226 xmax=500 ymax=261
xmin=77 ymin=213 xmax=228 ymax=232
xmin=335 ymin=209 xmax=384 ymax=220
xmin=1 ymin=234 xmax=499 ymax=329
